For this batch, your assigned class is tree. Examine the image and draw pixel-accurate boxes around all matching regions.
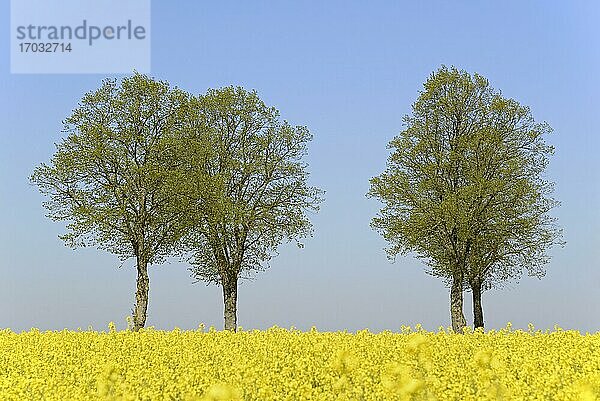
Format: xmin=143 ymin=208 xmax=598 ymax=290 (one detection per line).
xmin=463 ymin=117 xmax=563 ymax=328
xmin=179 ymin=86 xmax=324 ymax=331
xmin=31 ymin=73 xmax=190 ymax=331
xmin=367 ymin=66 xmax=562 ymax=332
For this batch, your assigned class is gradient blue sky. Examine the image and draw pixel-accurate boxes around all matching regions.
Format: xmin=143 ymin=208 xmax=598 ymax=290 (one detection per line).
xmin=1 ymin=1 xmax=599 ymax=333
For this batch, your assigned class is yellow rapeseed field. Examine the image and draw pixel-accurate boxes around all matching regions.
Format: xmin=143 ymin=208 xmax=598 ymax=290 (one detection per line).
xmin=0 ymin=324 xmax=598 ymax=401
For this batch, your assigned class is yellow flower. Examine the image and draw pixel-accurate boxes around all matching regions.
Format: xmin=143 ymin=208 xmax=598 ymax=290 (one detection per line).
xmin=1 ymin=323 xmax=599 ymax=401
xmin=201 ymin=383 xmax=242 ymax=401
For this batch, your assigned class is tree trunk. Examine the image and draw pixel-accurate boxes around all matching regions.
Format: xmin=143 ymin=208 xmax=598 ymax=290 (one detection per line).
xmin=472 ymin=278 xmax=484 ymax=329
xmin=133 ymin=257 xmax=149 ymax=331
xmin=222 ymin=275 xmax=238 ymax=332
xmin=450 ymin=275 xmax=467 ymax=333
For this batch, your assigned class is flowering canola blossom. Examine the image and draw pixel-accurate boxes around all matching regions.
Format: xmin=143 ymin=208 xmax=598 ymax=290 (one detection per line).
xmin=0 ymin=324 xmax=599 ymax=400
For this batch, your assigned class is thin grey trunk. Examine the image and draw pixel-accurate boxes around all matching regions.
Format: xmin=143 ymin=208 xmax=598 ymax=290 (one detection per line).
xmin=450 ymin=275 xmax=467 ymax=333
xmin=133 ymin=256 xmax=149 ymax=331
xmin=222 ymin=275 xmax=238 ymax=332
xmin=472 ymin=278 xmax=484 ymax=329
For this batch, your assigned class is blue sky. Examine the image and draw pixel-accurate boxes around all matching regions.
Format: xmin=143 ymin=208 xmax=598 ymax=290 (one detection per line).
xmin=1 ymin=1 xmax=599 ymax=332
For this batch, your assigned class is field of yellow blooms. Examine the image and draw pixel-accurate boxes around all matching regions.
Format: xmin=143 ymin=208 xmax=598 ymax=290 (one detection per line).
xmin=1 ymin=324 xmax=599 ymax=401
